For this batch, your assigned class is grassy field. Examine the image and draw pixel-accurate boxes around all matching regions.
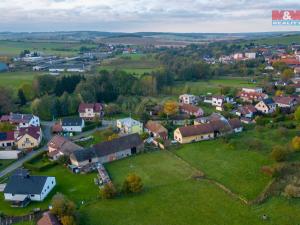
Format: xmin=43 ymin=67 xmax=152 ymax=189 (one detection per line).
xmin=97 ymin=54 xmax=161 ymax=76
xmin=0 ymin=71 xmax=42 ymax=90
xmin=249 ymin=34 xmax=300 ymax=46
xmin=0 ymin=40 xmax=96 ymax=57
xmin=80 ymin=149 xmax=300 ymax=225
xmin=163 ymin=77 xmax=257 ymax=96
xmin=0 ymin=165 xmax=98 ymax=216
xmin=0 ymin=159 xmax=15 ymax=171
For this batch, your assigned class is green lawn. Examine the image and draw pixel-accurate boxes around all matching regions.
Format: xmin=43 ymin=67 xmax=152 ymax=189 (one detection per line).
xmin=163 ymin=77 xmax=258 ymax=96
xmin=0 ymin=40 xmax=96 ymax=57
xmin=0 ymin=165 xmax=99 ymax=216
xmin=249 ymin=34 xmax=300 ymax=46
xmin=97 ymin=54 xmax=160 ymax=76
xmin=0 ymin=159 xmax=15 ymax=171
xmin=80 ymin=149 xmax=300 ymax=225
xmin=0 ymin=71 xmax=42 ymax=90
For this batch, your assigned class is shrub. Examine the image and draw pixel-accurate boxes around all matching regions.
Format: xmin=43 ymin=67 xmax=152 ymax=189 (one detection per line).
xmin=122 ymin=174 xmax=143 ymax=194
xmin=271 ymin=146 xmax=289 ymax=162
xmin=61 ymin=216 xmax=77 ymax=225
xmin=100 ymin=183 xmax=117 ymax=199
xmin=291 ymin=136 xmax=300 ymax=151
xmin=51 ymin=193 xmax=76 ymax=218
xmin=284 ymin=184 xmax=300 ymax=198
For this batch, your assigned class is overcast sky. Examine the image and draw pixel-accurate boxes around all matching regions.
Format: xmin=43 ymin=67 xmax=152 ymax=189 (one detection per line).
xmin=0 ymin=0 xmax=300 ymax=33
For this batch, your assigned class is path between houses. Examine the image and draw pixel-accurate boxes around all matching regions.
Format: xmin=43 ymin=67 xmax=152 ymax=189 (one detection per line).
xmin=166 ymin=150 xmax=249 ymax=205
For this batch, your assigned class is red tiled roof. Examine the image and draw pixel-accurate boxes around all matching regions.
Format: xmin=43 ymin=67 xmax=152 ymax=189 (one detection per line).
xmin=179 ymin=103 xmax=203 ymax=114
xmin=145 ymin=121 xmax=168 ymax=137
xmin=178 ymin=124 xmax=214 ymax=137
xmin=78 ymin=103 xmax=103 ymax=113
xmin=228 ymin=118 xmax=242 ymax=129
xmin=273 ymin=96 xmax=297 ymax=105
xmin=237 ymin=91 xmax=267 ymax=100
xmin=238 ymin=105 xmax=257 ymax=114
xmin=37 ymin=212 xmax=60 ymax=225
xmin=18 ymin=126 xmax=41 ymax=140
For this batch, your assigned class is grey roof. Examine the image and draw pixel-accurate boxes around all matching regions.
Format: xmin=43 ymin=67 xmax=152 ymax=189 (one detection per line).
xmin=71 ymin=133 xmax=143 ymax=163
xmin=4 ymin=169 xmax=50 ymax=195
xmin=62 ymin=117 xmax=83 ymax=127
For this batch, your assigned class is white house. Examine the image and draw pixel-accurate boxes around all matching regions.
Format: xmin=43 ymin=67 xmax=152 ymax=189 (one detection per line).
xmin=0 ymin=113 xmax=40 ymax=128
xmin=4 ymin=169 xmax=56 ymax=207
xmin=179 ymin=94 xmax=198 ymax=105
xmin=116 ymin=118 xmax=143 ymax=134
xmin=255 ymin=98 xmax=276 ymax=114
xmin=245 ymin=52 xmax=256 ymax=59
xmin=78 ymin=103 xmax=104 ymax=121
xmin=61 ymin=118 xmax=85 ymax=133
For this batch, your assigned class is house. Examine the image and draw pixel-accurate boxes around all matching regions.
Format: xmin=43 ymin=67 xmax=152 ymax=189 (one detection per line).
xmin=78 ymin=103 xmax=104 ymax=121
xmin=294 ymin=67 xmax=300 ymax=74
xmin=37 ymin=212 xmax=60 ymax=225
xmin=0 ymin=113 xmax=40 ymax=128
xmin=228 ymin=118 xmax=243 ymax=133
xmin=179 ymin=94 xmax=198 ymax=105
xmin=237 ymin=91 xmax=268 ymax=103
xmin=245 ymin=52 xmax=256 ymax=59
xmin=61 ymin=118 xmax=85 ymax=133
xmin=116 ymin=118 xmax=143 ymax=134
xmin=233 ymin=53 xmax=244 ymax=60
xmin=16 ymin=126 xmax=42 ymax=150
xmin=255 ymin=98 xmax=276 ymax=114
xmin=211 ymin=96 xmax=234 ymax=111
xmin=273 ymin=96 xmax=298 ymax=108
xmin=47 ymin=135 xmax=83 ymax=160
xmin=145 ymin=121 xmax=168 ymax=140
xmin=4 ymin=169 xmax=56 ymax=207
xmin=70 ymin=133 xmax=144 ymax=167
xmin=174 ymin=124 xmax=214 ymax=144
xmin=179 ymin=104 xmax=204 ymax=117
xmin=0 ymin=131 xmax=15 ymax=148
xmin=236 ymin=105 xmax=257 ymax=118
xmin=194 ymin=113 xmax=225 ymax=125
xmin=242 ymin=87 xmax=263 ymax=93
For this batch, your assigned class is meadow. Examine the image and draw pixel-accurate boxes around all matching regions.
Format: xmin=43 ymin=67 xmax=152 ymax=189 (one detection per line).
xmin=0 ymin=71 xmax=42 ymax=90
xmin=0 ymin=40 xmax=96 ymax=57
xmin=97 ymin=54 xmax=161 ymax=76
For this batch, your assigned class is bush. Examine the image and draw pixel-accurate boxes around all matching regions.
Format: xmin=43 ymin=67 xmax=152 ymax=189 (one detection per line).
xmin=291 ymin=136 xmax=300 ymax=151
xmin=51 ymin=193 xmax=76 ymax=218
xmin=270 ymin=146 xmax=289 ymax=162
xmin=23 ymin=152 xmax=57 ymax=171
xmin=122 ymin=174 xmax=143 ymax=194
xmin=61 ymin=216 xmax=77 ymax=225
xmin=284 ymin=184 xmax=300 ymax=198
xmin=100 ymin=183 xmax=117 ymax=199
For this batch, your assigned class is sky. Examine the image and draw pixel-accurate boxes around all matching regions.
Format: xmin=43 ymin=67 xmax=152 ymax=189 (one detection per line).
xmin=0 ymin=0 xmax=300 ymax=33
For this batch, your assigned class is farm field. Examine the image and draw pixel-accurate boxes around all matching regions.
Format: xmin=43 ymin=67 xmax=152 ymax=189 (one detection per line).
xmin=163 ymin=77 xmax=258 ymax=96
xmin=0 ymin=40 xmax=96 ymax=57
xmin=97 ymin=54 xmax=161 ymax=76
xmin=248 ymin=34 xmax=300 ymax=46
xmin=0 ymin=71 xmax=42 ymax=90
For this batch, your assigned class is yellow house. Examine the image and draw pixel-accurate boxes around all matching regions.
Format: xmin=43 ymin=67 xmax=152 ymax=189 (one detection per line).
xmin=174 ymin=124 xmax=214 ymax=144
xmin=16 ymin=127 xmax=42 ymax=150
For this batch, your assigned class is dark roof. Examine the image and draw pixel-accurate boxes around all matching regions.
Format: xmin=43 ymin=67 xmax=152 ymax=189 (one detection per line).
xmin=178 ymin=124 xmax=214 ymax=137
xmin=18 ymin=126 xmax=41 ymax=140
xmin=262 ymin=98 xmax=275 ymax=105
xmin=61 ymin=117 xmax=83 ymax=127
xmin=71 ymin=133 xmax=143 ymax=163
xmin=209 ymin=120 xmax=232 ymax=133
xmin=4 ymin=169 xmax=50 ymax=195
xmin=0 ymin=131 xmax=14 ymax=141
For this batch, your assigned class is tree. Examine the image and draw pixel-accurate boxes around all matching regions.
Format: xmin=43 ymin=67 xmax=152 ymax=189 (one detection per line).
xmin=122 ymin=174 xmax=143 ymax=194
xmin=107 ymin=133 xmax=119 ymax=141
xmin=99 ymin=183 xmax=117 ymax=199
xmin=281 ymin=68 xmax=294 ymax=81
xmin=18 ymin=89 xmax=27 ymax=106
xmin=0 ymin=122 xmax=16 ymax=132
xmin=275 ymin=90 xmax=284 ymax=97
xmin=20 ymin=83 xmax=35 ymax=100
xmin=61 ymin=216 xmax=77 ymax=225
xmin=294 ymin=106 xmax=300 ymax=122
xmin=163 ymin=101 xmax=178 ymax=117
xmin=292 ymin=136 xmax=300 ymax=151
xmin=271 ymin=146 xmax=289 ymax=162
xmin=0 ymin=87 xmax=16 ymax=114
xmin=51 ymin=193 xmax=76 ymax=218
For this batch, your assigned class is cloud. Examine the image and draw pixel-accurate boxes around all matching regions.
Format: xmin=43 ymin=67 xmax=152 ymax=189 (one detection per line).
xmin=0 ymin=0 xmax=299 ymax=32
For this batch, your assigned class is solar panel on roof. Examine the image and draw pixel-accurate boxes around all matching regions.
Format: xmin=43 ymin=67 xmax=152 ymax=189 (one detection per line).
xmin=0 ymin=132 xmax=7 ymax=141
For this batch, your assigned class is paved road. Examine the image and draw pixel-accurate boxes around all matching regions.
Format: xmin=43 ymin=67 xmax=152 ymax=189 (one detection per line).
xmin=0 ymin=120 xmax=115 ymax=178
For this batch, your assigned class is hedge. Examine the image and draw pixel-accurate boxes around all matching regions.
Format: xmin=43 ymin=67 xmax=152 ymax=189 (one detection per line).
xmin=23 ymin=152 xmax=58 ymax=172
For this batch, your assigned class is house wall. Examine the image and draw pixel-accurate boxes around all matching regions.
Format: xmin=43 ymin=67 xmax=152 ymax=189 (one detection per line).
xmin=17 ymin=134 xmax=40 ymax=150
xmin=212 ymin=98 xmax=223 ymax=107
xmin=62 ymin=125 xmax=83 ymax=133
xmin=0 ymin=140 xmax=15 ymax=148
xmin=174 ymin=129 xmax=214 ymax=144
xmin=255 ymin=102 xmax=276 ymax=114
